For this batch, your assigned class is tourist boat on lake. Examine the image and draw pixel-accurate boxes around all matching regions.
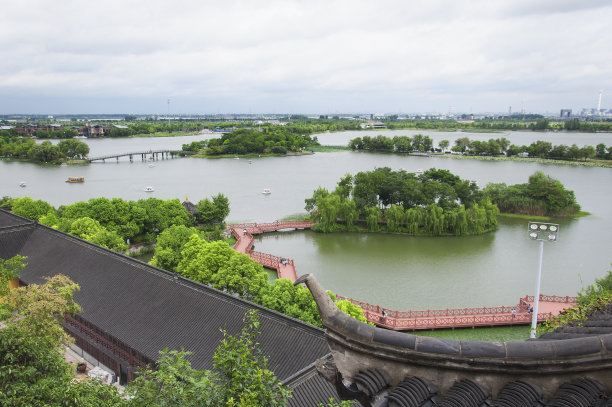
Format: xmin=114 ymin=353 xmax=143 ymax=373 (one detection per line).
xmin=144 ymin=186 xmax=154 ymax=192
xmin=60 ymin=163 xmax=67 ymax=167
xmin=262 ymin=188 xmax=271 ymax=194
xmin=66 ymin=176 xmax=84 ymax=183
xmin=416 ymin=168 xmax=424 ymax=175
xmin=19 ymin=181 xmax=26 ymax=187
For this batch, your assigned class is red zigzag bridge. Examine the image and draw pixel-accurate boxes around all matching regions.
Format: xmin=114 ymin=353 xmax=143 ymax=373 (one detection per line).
xmin=230 ymin=221 xmax=577 ymax=331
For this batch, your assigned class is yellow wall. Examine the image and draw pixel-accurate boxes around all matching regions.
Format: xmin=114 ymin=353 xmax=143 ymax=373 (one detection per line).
xmin=8 ymin=278 xmax=20 ymax=290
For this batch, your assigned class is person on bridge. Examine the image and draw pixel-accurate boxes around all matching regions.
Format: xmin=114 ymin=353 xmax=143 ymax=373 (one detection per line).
xmin=243 ymin=228 xmax=247 ymax=235
xmin=382 ymin=310 xmax=388 ymax=321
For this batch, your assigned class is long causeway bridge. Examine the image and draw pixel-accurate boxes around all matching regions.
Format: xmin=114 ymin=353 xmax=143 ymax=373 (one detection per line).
xmin=229 ymin=221 xmax=577 ymax=331
xmin=87 ymin=150 xmax=191 ymax=163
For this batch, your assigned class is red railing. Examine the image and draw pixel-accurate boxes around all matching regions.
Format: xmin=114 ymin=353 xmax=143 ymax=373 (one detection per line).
xmin=368 ymin=312 xmax=554 ymax=330
xmin=231 ymin=221 xmax=575 ymax=330
xmin=230 ymin=222 xmax=307 ymax=280
xmin=521 ymin=294 xmax=577 ymax=305
xmin=337 ymin=295 xmax=524 ymax=318
xmin=231 ymin=220 xmax=314 ymax=232
xmin=336 ymin=294 xmax=575 ymax=330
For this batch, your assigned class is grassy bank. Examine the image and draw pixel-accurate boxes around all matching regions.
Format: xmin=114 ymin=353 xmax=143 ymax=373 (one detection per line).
xmin=133 ymin=131 xmax=199 ymax=138
xmin=413 ymin=325 xmax=531 ymax=342
xmin=281 ymin=213 xmax=311 ymax=221
xmin=498 ymin=211 xmax=590 ymax=221
xmin=190 ymin=151 xmax=315 ymax=159
xmin=308 ymin=145 xmax=351 ymax=152
xmin=435 ymin=153 xmax=612 ymax=168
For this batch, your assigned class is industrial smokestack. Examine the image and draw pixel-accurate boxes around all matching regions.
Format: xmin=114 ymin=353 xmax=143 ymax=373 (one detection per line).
xmin=598 ymin=89 xmax=603 ymax=115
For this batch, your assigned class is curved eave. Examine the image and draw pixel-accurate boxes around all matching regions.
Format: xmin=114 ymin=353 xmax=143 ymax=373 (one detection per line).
xmin=295 ymin=274 xmax=612 ymax=374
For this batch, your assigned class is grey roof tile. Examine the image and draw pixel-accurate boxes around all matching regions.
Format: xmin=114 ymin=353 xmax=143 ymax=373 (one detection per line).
xmin=0 ymin=212 xmax=329 ymax=381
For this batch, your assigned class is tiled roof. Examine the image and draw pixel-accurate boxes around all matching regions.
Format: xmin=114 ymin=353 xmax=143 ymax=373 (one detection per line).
xmin=0 ymin=209 xmax=33 ymax=228
xmin=538 ymin=302 xmax=612 ymax=340
xmin=284 ymin=356 xmax=349 ymax=407
xmin=0 ymin=212 xmax=330 ymax=382
xmin=296 ymin=273 xmax=612 ymax=404
xmin=337 ymin=369 xmax=609 ymax=407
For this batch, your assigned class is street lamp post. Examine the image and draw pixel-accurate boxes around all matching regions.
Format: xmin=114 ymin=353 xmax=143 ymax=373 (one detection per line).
xmin=527 ymin=221 xmax=559 ymax=339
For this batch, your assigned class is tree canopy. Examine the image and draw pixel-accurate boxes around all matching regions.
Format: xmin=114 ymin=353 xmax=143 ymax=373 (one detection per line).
xmin=0 ymin=131 xmax=89 ymax=162
xmin=483 ymin=171 xmax=581 ymax=216
xmin=305 ymin=167 xmax=498 ymax=236
xmin=184 ymin=128 xmax=318 ymax=155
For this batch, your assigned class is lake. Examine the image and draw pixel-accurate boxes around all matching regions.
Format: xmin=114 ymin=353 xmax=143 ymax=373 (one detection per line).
xmin=2 ymin=130 xmax=611 ymax=310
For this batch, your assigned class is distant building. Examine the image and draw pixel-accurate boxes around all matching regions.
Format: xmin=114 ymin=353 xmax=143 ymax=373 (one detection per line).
xmin=360 ymin=121 xmax=387 ymax=129
xmin=560 ymin=109 xmax=572 ymax=118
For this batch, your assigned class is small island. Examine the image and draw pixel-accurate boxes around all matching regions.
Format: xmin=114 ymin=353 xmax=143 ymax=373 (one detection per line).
xmin=182 ymin=128 xmax=319 ymax=157
xmin=304 ymin=169 xmax=582 ymax=235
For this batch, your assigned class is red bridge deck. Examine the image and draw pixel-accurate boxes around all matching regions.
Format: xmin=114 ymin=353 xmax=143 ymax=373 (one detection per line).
xmin=337 ymin=294 xmax=577 ymax=331
xmin=230 ymin=220 xmax=577 ymax=331
xmin=230 ymin=221 xmax=314 ymax=281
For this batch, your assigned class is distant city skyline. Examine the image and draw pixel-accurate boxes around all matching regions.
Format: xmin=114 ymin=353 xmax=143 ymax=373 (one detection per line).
xmin=1 ymin=1 xmax=611 ymax=115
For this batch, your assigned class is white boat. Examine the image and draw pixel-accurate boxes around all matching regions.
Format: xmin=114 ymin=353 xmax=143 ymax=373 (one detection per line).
xmin=262 ymin=188 xmax=271 ymax=194
xmin=415 ymin=168 xmax=424 ymax=175
xmin=19 ymin=181 xmax=26 ymax=187
xmin=148 ymin=164 xmax=155 ymax=168
xmin=144 ymin=186 xmax=154 ymax=192
xmin=60 ymin=163 xmax=67 ymax=167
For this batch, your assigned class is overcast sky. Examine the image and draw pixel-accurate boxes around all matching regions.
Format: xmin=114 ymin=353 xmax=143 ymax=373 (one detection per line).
xmin=1 ymin=0 xmax=611 ymax=115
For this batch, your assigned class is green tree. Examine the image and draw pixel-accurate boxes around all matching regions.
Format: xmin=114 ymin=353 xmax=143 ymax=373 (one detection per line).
xmin=197 ymin=193 xmax=230 ymax=225
xmin=150 ymin=225 xmax=202 ymax=272
xmin=336 ymin=300 xmax=371 ymax=325
xmin=454 ymin=137 xmax=470 ymax=152
xmin=595 ymin=143 xmax=608 ymax=159
xmin=212 ymin=253 xmax=268 ymax=301
xmin=259 ymin=278 xmax=321 ymax=326
xmin=29 ymin=140 xmax=61 ymax=162
xmin=532 ymin=118 xmax=550 ymax=130
xmin=69 ymin=217 xmax=128 ymax=252
xmin=212 ymin=310 xmax=290 ymax=406
xmin=0 ymin=265 xmax=126 ymax=407
xmin=10 ymin=196 xmax=54 ymax=221
xmin=579 ymin=145 xmax=596 ymax=161
xmin=57 ymin=139 xmax=90 ymax=159
xmin=365 ymin=207 xmax=381 ymax=231
xmin=128 ymin=311 xmax=290 ymax=407
xmin=137 ymin=198 xmax=192 ymax=236
xmin=438 ymin=139 xmax=450 ymax=152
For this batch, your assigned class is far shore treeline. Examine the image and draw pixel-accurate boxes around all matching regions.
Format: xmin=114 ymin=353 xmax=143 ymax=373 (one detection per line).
xmin=349 ymin=134 xmax=612 ymax=162
xmin=305 ymin=168 xmax=580 ymax=235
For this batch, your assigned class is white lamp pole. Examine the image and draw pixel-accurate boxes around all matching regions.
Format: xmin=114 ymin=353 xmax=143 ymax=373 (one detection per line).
xmin=528 ymin=222 xmax=559 ymax=339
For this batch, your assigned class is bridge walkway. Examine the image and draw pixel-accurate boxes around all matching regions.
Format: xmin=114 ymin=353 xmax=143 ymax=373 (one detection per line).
xmin=230 ymin=221 xmax=314 ymax=281
xmin=229 ymin=220 xmax=577 ymax=331
xmin=87 ymin=149 xmax=191 ymax=162
xmin=337 ymin=294 xmax=577 ymax=331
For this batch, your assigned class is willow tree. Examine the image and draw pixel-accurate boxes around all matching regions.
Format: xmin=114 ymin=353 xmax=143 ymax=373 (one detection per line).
xmin=385 ymin=204 xmax=405 ymax=232
xmin=365 ymin=207 xmax=382 ymax=232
